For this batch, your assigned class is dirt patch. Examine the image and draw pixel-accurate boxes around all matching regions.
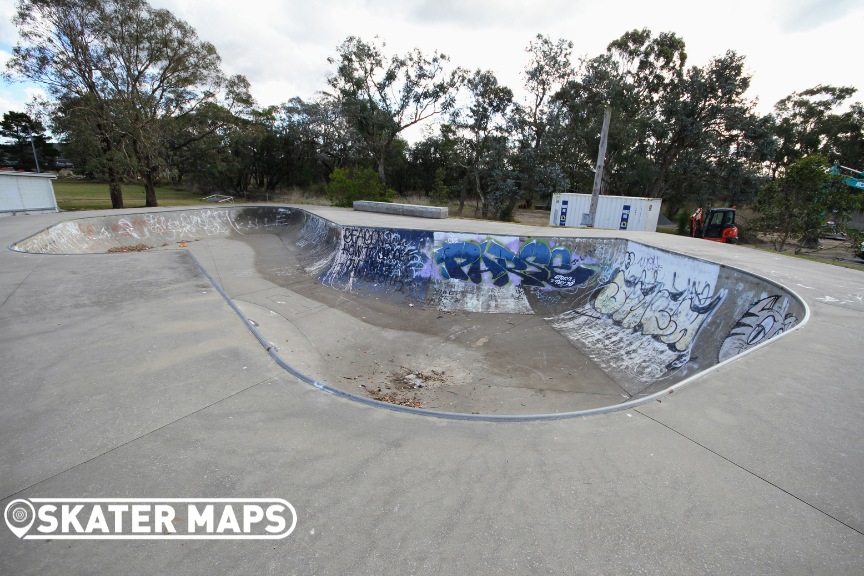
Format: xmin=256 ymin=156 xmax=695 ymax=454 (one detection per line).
xmin=107 ymin=244 xmax=152 ymax=253
xmin=512 ymin=208 xmax=552 ymax=227
xmin=749 ymin=236 xmax=864 ymax=269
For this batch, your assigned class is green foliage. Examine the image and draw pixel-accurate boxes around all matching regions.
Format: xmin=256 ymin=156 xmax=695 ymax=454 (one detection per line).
xmin=676 ymin=211 xmax=690 ymax=235
xmin=754 ymin=155 xmax=858 ymax=253
xmin=0 ymin=111 xmax=58 ymax=170
xmin=9 ymin=0 xmax=251 ymax=208
xmin=847 ymin=229 xmax=864 ymax=258
xmin=327 ymin=167 xmax=394 ymax=207
xmin=554 ymin=29 xmax=760 ymax=214
xmin=326 ymin=36 xmax=461 ymax=186
xmin=765 ymin=85 xmax=858 ymax=174
xmin=447 ymin=69 xmax=520 ymax=220
xmin=429 ymin=168 xmax=451 ymax=205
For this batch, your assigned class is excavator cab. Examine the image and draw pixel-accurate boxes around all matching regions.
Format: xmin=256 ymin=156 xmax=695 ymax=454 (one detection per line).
xmin=690 ymin=207 xmax=738 ymax=244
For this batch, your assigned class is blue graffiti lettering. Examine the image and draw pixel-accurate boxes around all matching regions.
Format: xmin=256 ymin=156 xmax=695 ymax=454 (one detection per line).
xmin=434 ymin=239 xmax=594 ymax=289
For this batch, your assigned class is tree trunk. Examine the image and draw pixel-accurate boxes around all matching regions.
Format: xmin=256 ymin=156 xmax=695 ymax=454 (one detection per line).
xmin=647 ymin=135 xmax=685 ymax=198
xmin=107 ymin=165 xmax=124 ymax=209
xmin=665 ymin=198 xmax=683 ymax=220
xmin=109 ymin=181 xmax=124 ymax=209
xmin=501 ymin=196 xmax=520 ymax=222
xmin=474 ymin=169 xmax=490 ymax=219
xmin=377 ymin=152 xmax=387 ymax=185
xmin=144 ymin=167 xmax=158 ymax=207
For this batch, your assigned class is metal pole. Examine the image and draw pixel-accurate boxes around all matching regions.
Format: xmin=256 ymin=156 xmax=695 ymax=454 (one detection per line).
xmin=27 ymin=126 xmax=41 ymax=173
xmin=587 ymin=105 xmax=611 ymax=227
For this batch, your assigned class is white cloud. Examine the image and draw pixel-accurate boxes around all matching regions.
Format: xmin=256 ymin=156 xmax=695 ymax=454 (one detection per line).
xmin=772 ymin=0 xmax=860 ymax=32
xmin=0 ymin=2 xmax=18 ymax=46
xmin=399 ymin=0 xmax=582 ymax=28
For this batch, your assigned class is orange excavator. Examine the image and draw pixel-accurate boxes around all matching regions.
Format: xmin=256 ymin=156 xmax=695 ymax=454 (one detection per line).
xmin=689 ymin=207 xmax=738 ymax=244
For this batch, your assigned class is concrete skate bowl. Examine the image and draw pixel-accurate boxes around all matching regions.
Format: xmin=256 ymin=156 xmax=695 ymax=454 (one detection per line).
xmin=11 ymin=206 xmax=808 ymax=420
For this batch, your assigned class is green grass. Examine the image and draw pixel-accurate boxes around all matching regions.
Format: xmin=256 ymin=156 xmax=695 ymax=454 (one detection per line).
xmin=53 ymin=179 xmax=205 ymax=211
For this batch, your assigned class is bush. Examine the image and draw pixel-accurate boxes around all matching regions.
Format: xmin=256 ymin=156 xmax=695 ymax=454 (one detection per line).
xmin=676 ymin=211 xmax=690 ymax=235
xmin=753 ymin=155 xmax=857 ymax=253
xmin=848 ymin=229 xmax=864 ymax=258
xmin=327 ymin=167 xmax=394 ymax=207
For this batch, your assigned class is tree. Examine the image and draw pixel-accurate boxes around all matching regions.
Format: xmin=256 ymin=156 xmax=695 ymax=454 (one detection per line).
xmin=763 ymin=85 xmax=858 ymax=176
xmin=52 ymin=93 xmax=133 ymax=184
xmin=754 ymin=155 xmax=857 ymax=252
xmin=647 ymin=51 xmax=758 ymax=203
xmin=0 ymin=111 xmax=58 ymax=170
xmin=553 ymin=29 xmax=688 ymax=202
xmin=600 ymin=28 xmax=691 ymax=200
xmin=448 ymin=70 xmax=515 ymax=218
xmin=291 ymin=95 xmax=365 ymax=175
xmin=9 ymin=0 xmax=128 ymax=207
xmin=99 ymin=0 xmax=251 ymax=206
xmin=7 ymin=0 xmax=249 ymax=207
xmin=326 ymin=36 xmax=461 ymax=185
xmin=510 ymin=35 xmax=574 ymax=209
xmin=554 ymin=30 xmax=761 ymax=217
xmin=822 ymin=102 xmax=864 ymax=168
xmin=519 ymin=35 xmax=573 ymax=153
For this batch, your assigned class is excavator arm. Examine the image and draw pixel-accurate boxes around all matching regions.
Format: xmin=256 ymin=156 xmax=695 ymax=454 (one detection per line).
xmin=831 ymin=164 xmax=864 ymax=190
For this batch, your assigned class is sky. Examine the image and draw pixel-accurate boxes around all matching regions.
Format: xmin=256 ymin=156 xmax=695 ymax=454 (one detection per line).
xmin=1 ymin=0 xmax=863 ymax=142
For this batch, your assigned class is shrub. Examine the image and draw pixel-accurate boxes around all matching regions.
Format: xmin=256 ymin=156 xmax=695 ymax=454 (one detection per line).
xmin=676 ymin=211 xmax=690 ymax=235
xmin=327 ymin=167 xmax=394 ymax=207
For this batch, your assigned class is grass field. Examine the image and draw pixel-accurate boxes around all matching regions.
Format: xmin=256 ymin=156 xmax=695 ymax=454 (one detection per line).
xmin=53 ymin=180 xmax=205 ymax=211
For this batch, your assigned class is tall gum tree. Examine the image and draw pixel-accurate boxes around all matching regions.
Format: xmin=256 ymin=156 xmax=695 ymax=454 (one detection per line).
xmin=327 ymin=36 xmax=462 ymax=185
xmin=7 ymin=0 xmax=249 ymax=207
xmin=647 ymin=50 xmax=756 ymax=199
xmin=448 ymin=69 xmax=514 ymax=218
xmin=510 ymin=35 xmax=574 ymax=210
xmin=8 ymin=0 xmax=128 ymax=207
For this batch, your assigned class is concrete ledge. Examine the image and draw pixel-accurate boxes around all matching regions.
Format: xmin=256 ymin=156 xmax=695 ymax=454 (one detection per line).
xmin=353 ymin=200 xmax=448 ymax=219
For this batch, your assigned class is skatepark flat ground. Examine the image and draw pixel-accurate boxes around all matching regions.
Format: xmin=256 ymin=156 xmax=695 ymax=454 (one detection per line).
xmin=1 ymin=205 xmax=863 ymax=575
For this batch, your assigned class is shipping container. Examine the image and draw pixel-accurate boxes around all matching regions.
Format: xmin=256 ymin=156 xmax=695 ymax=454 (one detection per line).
xmin=549 ymin=193 xmax=662 ymax=232
xmin=0 ymin=171 xmax=59 ymax=216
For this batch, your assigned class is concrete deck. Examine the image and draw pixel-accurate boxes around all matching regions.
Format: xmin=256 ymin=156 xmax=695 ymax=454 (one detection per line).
xmin=1 ymin=205 xmax=863 ymax=575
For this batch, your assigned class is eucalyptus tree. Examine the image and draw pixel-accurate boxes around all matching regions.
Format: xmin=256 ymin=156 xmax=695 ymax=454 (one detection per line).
xmin=821 ymin=101 xmax=864 ymax=168
xmin=647 ymin=50 xmax=757 ymax=201
xmin=510 ymin=35 xmax=574 ymax=208
xmin=8 ymin=0 xmax=250 ymax=207
xmin=755 ymin=155 xmax=856 ymax=251
xmin=763 ymin=85 xmax=860 ymax=175
xmin=447 ymin=69 xmax=515 ymax=218
xmin=280 ymin=96 xmax=360 ymax=177
xmin=326 ymin=36 xmax=462 ymax=185
xmin=93 ymin=0 xmax=251 ymax=206
xmin=9 ymin=0 xmax=128 ymax=206
xmin=554 ymin=52 xmax=651 ymax=196
xmin=554 ymin=29 xmax=761 ymax=215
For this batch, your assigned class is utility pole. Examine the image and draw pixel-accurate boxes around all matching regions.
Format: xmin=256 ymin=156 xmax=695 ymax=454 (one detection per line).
xmin=586 ymin=105 xmax=611 ymax=227
xmin=27 ymin=125 xmax=41 ymax=173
